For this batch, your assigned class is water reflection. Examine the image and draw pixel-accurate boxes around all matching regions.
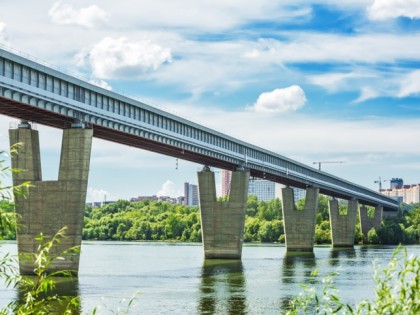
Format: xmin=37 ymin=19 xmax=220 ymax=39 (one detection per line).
xmin=199 ymin=259 xmax=247 ymax=314
xmin=280 ymin=251 xmax=316 ymax=311
xmin=281 ymin=251 xmax=316 ymax=284
xmin=16 ymin=276 xmax=80 ymax=314
xmin=329 ymin=248 xmax=356 ymax=267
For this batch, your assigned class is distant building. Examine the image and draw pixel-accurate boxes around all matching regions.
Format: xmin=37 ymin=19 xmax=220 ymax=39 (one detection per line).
xmin=221 ymin=170 xmax=232 ymax=197
xmin=130 ymin=195 xmax=177 ymax=204
xmin=390 ymin=178 xmax=403 ymax=189
xmin=177 ymin=196 xmax=185 ymax=205
xmin=248 ymin=178 xmax=276 ymax=201
xmin=184 ymin=182 xmax=199 ymax=206
xmin=86 ymin=201 xmax=117 ymax=208
xmin=292 ymin=188 xmax=306 ymax=204
xmin=275 ymin=184 xmax=306 ymax=204
xmin=381 ymin=183 xmax=420 ymax=204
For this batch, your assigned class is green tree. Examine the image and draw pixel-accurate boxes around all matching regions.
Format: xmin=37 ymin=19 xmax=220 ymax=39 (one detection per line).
xmin=367 ymin=227 xmax=380 ymax=244
xmin=246 ymin=195 xmax=259 ymax=217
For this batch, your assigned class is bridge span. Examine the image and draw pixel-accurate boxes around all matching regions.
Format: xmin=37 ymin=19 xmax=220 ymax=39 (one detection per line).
xmin=0 ymin=47 xmax=398 ymax=273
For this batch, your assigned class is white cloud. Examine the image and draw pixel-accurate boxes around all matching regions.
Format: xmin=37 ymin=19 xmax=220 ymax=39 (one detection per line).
xmin=162 ymin=101 xmax=420 ymax=157
xmin=309 ymin=72 xmax=376 ymax=93
xmin=87 ymin=187 xmax=119 ymax=203
xmin=250 ymin=85 xmax=307 ymax=113
xmin=78 ymin=37 xmax=172 ymax=79
xmin=353 ymin=86 xmax=380 ymax=103
xmin=157 ymin=180 xmax=181 ymax=197
xmin=0 ymin=22 xmax=9 ymax=44
xmin=150 ymin=32 xmax=420 ymax=98
xmin=244 ymin=33 xmax=420 ymax=64
xmin=367 ymin=0 xmax=420 ymax=20
xmin=48 ymin=1 xmax=109 ymax=28
xmin=106 ymin=0 xmax=311 ymax=32
xmin=397 ymin=69 xmax=420 ymax=97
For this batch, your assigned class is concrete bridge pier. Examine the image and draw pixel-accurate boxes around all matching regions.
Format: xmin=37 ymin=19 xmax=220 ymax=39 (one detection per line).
xmin=9 ymin=122 xmax=92 ymax=274
xmin=281 ymin=187 xmax=319 ymax=252
xmin=359 ymin=205 xmax=383 ymax=240
xmin=198 ymin=166 xmax=249 ymax=259
xmin=328 ymin=199 xmax=358 ymax=248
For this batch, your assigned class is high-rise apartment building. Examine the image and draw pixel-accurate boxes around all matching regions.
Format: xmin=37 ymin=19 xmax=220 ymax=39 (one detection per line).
xmin=248 ymin=178 xmax=276 ymax=201
xmin=221 ymin=169 xmax=232 ymax=197
xmin=381 ymin=183 xmax=420 ymax=204
xmin=184 ymin=182 xmax=199 ymax=206
xmin=390 ymin=178 xmax=403 ymax=189
xmin=275 ymin=184 xmax=306 ymax=204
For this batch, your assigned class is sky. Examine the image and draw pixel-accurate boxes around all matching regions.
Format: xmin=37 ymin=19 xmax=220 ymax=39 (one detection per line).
xmin=1 ymin=0 xmax=420 ymax=202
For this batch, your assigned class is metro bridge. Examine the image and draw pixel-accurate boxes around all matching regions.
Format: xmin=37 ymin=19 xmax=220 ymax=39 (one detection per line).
xmin=0 ymin=47 xmax=398 ymax=274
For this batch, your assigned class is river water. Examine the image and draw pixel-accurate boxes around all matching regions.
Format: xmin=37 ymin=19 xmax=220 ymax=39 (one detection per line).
xmin=1 ymin=241 xmax=419 ymax=314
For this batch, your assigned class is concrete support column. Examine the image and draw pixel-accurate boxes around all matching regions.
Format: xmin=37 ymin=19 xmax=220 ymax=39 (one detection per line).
xmin=281 ymin=187 xmax=319 ymax=252
xmin=328 ymin=199 xmax=357 ymax=248
xmin=198 ymin=167 xmax=249 ymax=259
xmin=10 ymin=126 xmax=93 ymax=274
xmin=359 ymin=205 xmax=383 ymax=239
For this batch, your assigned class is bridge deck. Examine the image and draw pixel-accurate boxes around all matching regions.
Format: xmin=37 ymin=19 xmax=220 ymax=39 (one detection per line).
xmin=0 ymin=47 xmax=399 ymax=211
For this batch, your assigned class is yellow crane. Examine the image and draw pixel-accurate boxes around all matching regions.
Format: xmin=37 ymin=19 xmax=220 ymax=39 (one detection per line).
xmin=312 ymin=161 xmax=345 ymax=171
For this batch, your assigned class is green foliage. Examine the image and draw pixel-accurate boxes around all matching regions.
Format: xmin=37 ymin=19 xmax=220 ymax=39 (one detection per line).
xmin=80 ymin=196 xmax=420 ymax=245
xmin=0 ymin=147 xmax=30 ymax=241
xmin=1 ymin=228 xmax=80 ymax=314
xmin=246 ymin=195 xmax=259 ymax=216
xmin=315 ymin=220 xmax=331 ymax=244
xmin=0 ymin=145 xmax=31 ymax=201
xmin=317 ymin=195 xmax=330 ymax=221
xmin=0 ymin=228 xmax=140 ymax=314
xmin=287 ymin=270 xmax=351 ymax=314
xmin=83 ymin=200 xmax=202 ymax=242
xmin=0 ymin=200 xmax=16 ymax=240
xmin=366 ymin=208 xmax=420 ymax=245
xmin=0 ymin=148 xmax=139 ymax=314
xmin=285 ymin=247 xmax=420 ymax=315
xmin=367 ymin=228 xmax=380 ymax=244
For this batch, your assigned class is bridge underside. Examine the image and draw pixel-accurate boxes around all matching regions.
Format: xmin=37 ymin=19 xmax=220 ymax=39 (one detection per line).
xmin=0 ymin=97 xmax=396 ymax=211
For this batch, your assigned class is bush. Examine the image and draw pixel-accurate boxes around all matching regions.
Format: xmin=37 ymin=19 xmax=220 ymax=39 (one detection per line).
xmin=285 ymin=247 xmax=420 ymax=314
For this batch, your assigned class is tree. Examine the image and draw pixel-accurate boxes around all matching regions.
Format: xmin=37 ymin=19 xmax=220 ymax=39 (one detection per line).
xmin=246 ymin=195 xmax=259 ymax=217
xmin=0 ymin=147 xmax=30 ymax=240
xmin=367 ymin=228 xmax=380 ymax=244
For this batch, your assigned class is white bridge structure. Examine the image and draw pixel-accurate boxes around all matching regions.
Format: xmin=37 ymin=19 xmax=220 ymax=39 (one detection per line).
xmin=0 ymin=47 xmax=398 ymax=211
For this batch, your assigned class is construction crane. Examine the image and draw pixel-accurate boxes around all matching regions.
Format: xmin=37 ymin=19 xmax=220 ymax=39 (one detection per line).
xmin=374 ymin=177 xmax=389 ymax=191
xmin=312 ymin=161 xmax=345 ymax=171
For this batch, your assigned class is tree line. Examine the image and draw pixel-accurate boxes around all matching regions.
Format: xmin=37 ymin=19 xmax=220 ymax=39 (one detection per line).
xmin=81 ymin=195 xmax=420 ymax=245
xmin=1 ymin=196 xmax=420 ymax=245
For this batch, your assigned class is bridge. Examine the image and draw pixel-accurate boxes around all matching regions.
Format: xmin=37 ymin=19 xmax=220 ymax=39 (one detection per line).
xmin=0 ymin=47 xmax=398 ymax=274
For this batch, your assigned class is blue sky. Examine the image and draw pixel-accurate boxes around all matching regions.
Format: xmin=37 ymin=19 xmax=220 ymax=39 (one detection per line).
xmin=1 ymin=0 xmax=420 ymax=201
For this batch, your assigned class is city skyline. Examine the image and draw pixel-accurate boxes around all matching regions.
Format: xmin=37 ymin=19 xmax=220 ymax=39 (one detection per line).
xmin=1 ymin=1 xmax=420 ymax=202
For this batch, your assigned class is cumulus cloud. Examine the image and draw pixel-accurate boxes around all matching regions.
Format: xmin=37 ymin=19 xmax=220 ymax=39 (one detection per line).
xmin=48 ymin=1 xmax=109 ymax=28
xmin=157 ymin=180 xmax=181 ymax=197
xmin=77 ymin=37 xmax=172 ymax=79
xmin=397 ymin=70 xmax=420 ymax=97
xmin=250 ymin=85 xmax=307 ymax=113
xmin=367 ymin=0 xmax=420 ymax=20
xmin=0 ymin=22 xmax=9 ymax=44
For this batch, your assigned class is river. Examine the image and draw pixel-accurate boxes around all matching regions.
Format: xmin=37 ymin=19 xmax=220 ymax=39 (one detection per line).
xmin=1 ymin=241 xmax=419 ymax=314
